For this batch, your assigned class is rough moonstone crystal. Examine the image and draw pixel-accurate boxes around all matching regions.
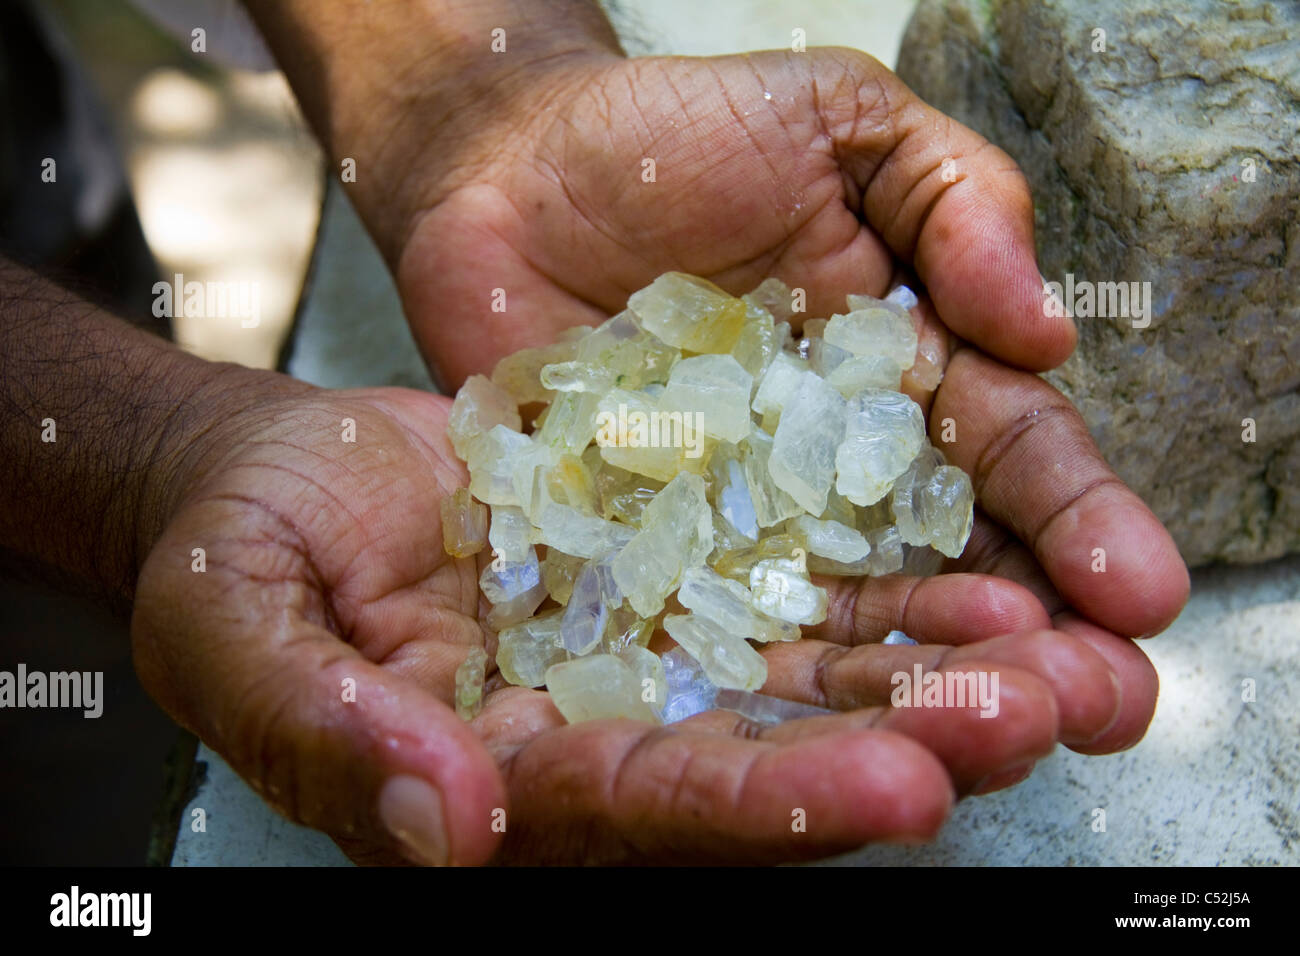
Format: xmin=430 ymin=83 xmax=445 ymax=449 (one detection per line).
xmin=479 ymin=547 xmax=547 ymax=629
xmin=787 ymin=514 xmax=870 ymax=564
xmin=660 ymin=646 xmax=720 ymax=723
xmin=749 ymin=557 xmax=829 ymax=625
xmin=447 ymin=375 xmax=523 ymax=459
xmin=835 ymin=388 xmax=927 ymax=506
xmin=541 ymin=550 xmax=585 ymax=604
xmin=455 ymin=646 xmax=489 ymax=720
xmin=768 ymin=372 xmax=847 ymax=516
xmin=677 ymin=566 xmax=801 ymax=643
xmin=751 ymin=351 xmax=809 ymax=422
xmin=440 ymin=487 xmax=489 ymax=558
xmin=740 ymin=426 xmax=804 ymax=527
xmin=544 ymin=655 xmax=662 ymax=724
xmin=496 ymin=610 xmax=567 ymax=687
xmin=619 ymin=644 xmax=668 ymax=717
xmin=627 ymin=272 xmax=746 ymax=353
xmin=830 ymin=296 xmax=919 ymax=370
xmin=664 ymin=613 xmax=768 ymax=691
xmin=446 ymin=273 xmax=975 ymax=728
xmin=891 ymin=447 xmax=975 ymax=558
xmin=561 ymin=554 xmax=621 ymax=655
xmin=490 ymin=334 xmax=585 ymax=405
xmin=714 ymin=689 xmax=837 ymax=726
xmin=883 ymin=629 xmax=918 ymax=646
xmin=467 ymin=425 xmax=534 ymax=507
xmin=660 ymin=354 xmax=753 ymax=443
xmin=488 ymin=505 xmax=531 ymax=564
xmin=612 ymin=473 xmax=713 ymax=617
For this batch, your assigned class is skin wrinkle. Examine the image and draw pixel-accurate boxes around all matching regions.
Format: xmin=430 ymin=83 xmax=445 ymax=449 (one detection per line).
xmin=970 ymin=403 xmax=1080 ymax=501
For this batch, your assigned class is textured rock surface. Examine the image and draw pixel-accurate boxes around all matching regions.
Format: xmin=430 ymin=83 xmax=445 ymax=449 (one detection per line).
xmin=898 ymin=0 xmax=1300 ymax=565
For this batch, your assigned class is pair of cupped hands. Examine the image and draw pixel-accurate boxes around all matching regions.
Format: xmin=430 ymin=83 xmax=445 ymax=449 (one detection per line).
xmin=131 ymin=49 xmax=1189 ymax=865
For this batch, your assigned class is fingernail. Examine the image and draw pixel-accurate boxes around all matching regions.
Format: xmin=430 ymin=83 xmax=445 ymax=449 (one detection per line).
xmin=378 ymin=775 xmax=450 ymax=866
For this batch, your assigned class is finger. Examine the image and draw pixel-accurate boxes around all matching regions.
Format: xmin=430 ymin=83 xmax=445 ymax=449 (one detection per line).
xmin=761 ymin=629 xmax=1116 ymax=746
xmin=809 ymin=49 xmax=1076 ymax=370
xmin=1053 ymin=611 xmax=1160 ymax=755
xmin=133 ymin=495 xmax=507 ymax=867
xmin=809 ymin=571 xmax=1051 ymax=647
xmin=499 ymin=718 xmax=953 ymax=863
xmin=932 ymin=348 xmax=1190 ymax=638
xmin=751 ymin=646 xmax=1057 ymax=792
xmin=942 ymin=511 xmax=1067 ymax=615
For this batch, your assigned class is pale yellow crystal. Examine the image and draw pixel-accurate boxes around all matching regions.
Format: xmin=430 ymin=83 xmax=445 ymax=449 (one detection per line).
xmin=627 ymin=273 xmax=746 ymax=353
xmin=545 ymin=655 xmax=661 ymax=724
xmin=455 ymin=646 xmax=489 ymax=720
xmin=440 ymin=487 xmax=489 ymax=558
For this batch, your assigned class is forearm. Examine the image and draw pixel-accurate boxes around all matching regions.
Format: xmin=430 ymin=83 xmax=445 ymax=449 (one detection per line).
xmin=0 ymin=260 xmax=307 ymax=610
xmin=240 ymin=0 xmax=623 ymax=264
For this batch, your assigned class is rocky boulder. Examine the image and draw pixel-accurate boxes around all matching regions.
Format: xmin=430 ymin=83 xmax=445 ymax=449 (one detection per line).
xmin=897 ymin=0 xmax=1300 ymax=565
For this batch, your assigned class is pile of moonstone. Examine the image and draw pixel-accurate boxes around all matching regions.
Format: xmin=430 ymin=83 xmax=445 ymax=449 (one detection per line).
xmin=441 ymin=273 xmax=974 ymax=726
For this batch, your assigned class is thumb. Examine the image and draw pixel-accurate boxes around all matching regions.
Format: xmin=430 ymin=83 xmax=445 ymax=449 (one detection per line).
xmin=131 ymin=500 xmax=507 ymax=866
xmin=811 ymin=48 xmax=1076 ymax=371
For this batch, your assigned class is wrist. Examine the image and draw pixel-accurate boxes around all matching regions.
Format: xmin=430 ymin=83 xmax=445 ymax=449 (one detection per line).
xmin=242 ymin=0 xmax=624 ymax=265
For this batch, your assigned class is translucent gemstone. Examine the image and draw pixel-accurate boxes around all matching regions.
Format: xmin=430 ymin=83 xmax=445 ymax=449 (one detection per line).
xmin=488 ymin=505 xmax=530 ymax=564
xmin=768 ymin=372 xmax=847 ymax=516
xmin=712 ymin=533 xmax=803 ymax=584
xmin=678 ymin=566 xmax=800 ymax=643
xmin=731 ymin=299 xmax=783 ymax=386
xmin=509 ymin=440 xmax=556 ymax=517
xmin=742 ymin=277 xmax=797 ymax=324
xmin=612 ymin=473 xmax=713 ymax=617
xmin=532 ymin=499 xmax=636 ymax=559
xmin=595 ymin=464 xmax=665 ymax=525
xmin=825 ymin=300 xmax=917 ymax=370
xmin=788 ymin=514 xmax=870 ymax=564
xmin=749 ymin=557 xmax=829 ymax=625
xmin=602 ymin=605 xmax=653 ymax=653
xmin=711 ymin=451 xmax=760 ymax=541
xmin=561 ymin=555 xmax=620 ymax=655
xmin=545 ymin=655 xmax=661 ymax=724
xmin=807 ymin=336 xmax=852 ymax=378
xmin=751 ymin=351 xmax=809 ymax=421
xmin=467 ymin=425 xmax=533 ymax=506
xmin=883 ymin=629 xmax=918 ymax=645
xmin=627 ymin=273 xmax=746 ymax=353
xmin=479 ymin=546 xmax=546 ymax=628
xmin=835 ymin=388 xmax=927 ymax=506
xmin=491 ymin=337 xmax=582 ymax=405
xmin=660 ymin=354 xmax=753 ymax=443
xmin=709 ymin=509 xmax=758 ymax=564
xmin=741 ymin=427 xmax=804 ymax=527
xmin=544 ymin=454 xmax=599 ymax=514
xmin=660 ymin=646 xmax=720 ymax=722
xmin=825 ymin=355 xmax=904 ymax=397
xmin=594 ymin=388 xmax=711 ymax=483
xmin=884 ymin=285 xmax=919 ymax=311
xmin=541 ymin=549 xmax=585 ymax=604
xmin=454 ymin=646 xmax=489 ymax=720
xmin=820 ymin=489 xmax=858 ymax=527
xmin=576 ymin=312 xmax=679 ymax=389
xmin=619 ymin=644 xmax=667 ymax=717
xmin=440 ymin=487 xmax=489 ymax=558
xmin=539 ymin=360 xmax=616 ymax=393
xmin=714 ymin=688 xmax=836 ymax=725
xmin=536 ymin=389 xmax=601 ymax=457
xmin=447 ymin=375 xmax=522 ymax=459
xmin=664 ymin=613 xmax=767 ymax=691
xmin=892 ymin=459 xmax=975 ymax=559
xmin=864 ymin=524 xmax=905 ymax=575
xmin=496 ymin=609 xmax=567 ymax=687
